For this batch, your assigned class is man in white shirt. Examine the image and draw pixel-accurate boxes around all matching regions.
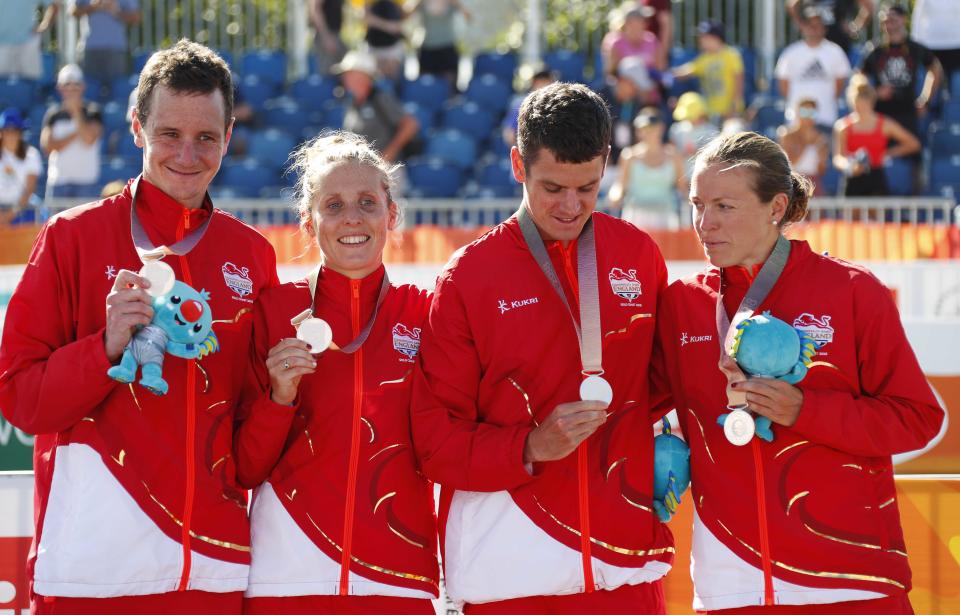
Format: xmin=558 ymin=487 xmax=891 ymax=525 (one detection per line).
xmin=40 ymin=64 xmax=103 ymax=199
xmin=775 ymin=9 xmax=851 ymax=130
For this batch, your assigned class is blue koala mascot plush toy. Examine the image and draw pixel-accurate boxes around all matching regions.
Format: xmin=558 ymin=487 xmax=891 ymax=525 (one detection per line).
xmin=717 ymin=311 xmax=818 ymax=442
xmin=653 ymin=417 xmax=691 ymax=522
xmin=107 ymin=281 xmax=219 ymax=395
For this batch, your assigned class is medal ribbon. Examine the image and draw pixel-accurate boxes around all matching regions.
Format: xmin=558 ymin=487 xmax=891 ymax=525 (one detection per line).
xmin=517 ymin=205 xmax=603 ymax=376
xmin=128 ymin=175 xmax=214 ymax=262
xmin=715 ymin=234 xmax=791 ymax=408
xmin=306 ymin=266 xmax=390 ymax=355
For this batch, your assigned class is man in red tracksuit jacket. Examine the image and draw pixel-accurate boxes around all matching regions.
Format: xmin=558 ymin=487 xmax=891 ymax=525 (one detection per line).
xmin=0 ymin=41 xmax=278 ymax=614
xmin=411 ymin=83 xmax=674 ymax=613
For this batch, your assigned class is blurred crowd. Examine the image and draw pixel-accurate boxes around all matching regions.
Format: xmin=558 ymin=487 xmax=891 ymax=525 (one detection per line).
xmin=2 ymin=0 xmax=960 ymax=229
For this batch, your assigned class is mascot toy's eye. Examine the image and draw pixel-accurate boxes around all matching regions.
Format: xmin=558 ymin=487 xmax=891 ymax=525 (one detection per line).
xmin=193 ymin=323 xmax=202 ymax=333
xmin=170 ymin=296 xmax=181 ymax=304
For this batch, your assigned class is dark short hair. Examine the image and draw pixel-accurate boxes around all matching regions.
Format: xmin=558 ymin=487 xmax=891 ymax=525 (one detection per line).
xmin=135 ymin=39 xmax=234 ymax=131
xmin=516 ymin=82 xmax=612 ymax=168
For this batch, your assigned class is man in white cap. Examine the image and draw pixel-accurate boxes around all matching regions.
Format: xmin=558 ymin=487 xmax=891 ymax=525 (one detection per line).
xmin=334 ymin=50 xmax=419 ymax=163
xmin=40 ymin=63 xmax=103 ymax=199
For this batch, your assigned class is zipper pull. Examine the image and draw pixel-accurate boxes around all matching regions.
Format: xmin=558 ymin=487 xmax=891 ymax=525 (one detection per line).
xmin=183 ymin=209 xmax=191 ymax=231
xmin=351 ymin=280 xmax=360 ymax=299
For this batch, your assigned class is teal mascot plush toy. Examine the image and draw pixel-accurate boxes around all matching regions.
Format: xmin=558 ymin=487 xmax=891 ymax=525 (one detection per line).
xmin=717 ymin=311 xmax=818 ymax=442
xmin=107 ymin=281 xmax=219 ymax=395
xmin=653 ymin=417 xmax=691 ymax=522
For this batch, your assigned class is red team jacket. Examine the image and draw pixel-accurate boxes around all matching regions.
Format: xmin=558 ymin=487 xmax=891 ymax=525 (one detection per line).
xmin=654 ymin=240 xmax=944 ymax=610
xmin=0 ymin=179 xmax=279 ymax=604
xmin=411 ymin=212 xmax=675 ymax=605
xmin=236 ymin=265 xmax=439 ymax=603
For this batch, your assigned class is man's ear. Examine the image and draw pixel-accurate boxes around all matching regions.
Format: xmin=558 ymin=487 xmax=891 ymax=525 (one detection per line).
xmin=131 ymin=110 xmax=145 ymax=148
xmin=510 ymin=146 xmax=526 ymax=183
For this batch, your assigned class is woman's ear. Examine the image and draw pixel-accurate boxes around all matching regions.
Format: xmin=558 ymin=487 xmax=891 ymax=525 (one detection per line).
xmin=387 ymin=200 xmax=400 ymax=231
xmin=771 ymin=192 xmax=788 ymax=225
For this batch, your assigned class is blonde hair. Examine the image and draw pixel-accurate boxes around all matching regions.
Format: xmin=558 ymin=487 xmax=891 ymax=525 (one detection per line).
xmin=288 ymin=130 xmax=401 ymax=236
xmin=694 ymin=131 xmax=813 ymax=227
xmin=846 ymin=73 xmax=876 ymax=107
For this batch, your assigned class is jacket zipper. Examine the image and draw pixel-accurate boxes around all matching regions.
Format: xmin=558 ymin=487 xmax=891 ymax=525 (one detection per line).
xmin=177 ymin=209 xmax=197 ymax=592
xmin=752 ymin=438 xmax=774 ymax=605
xmin=558 ymin=242 xmax=595 ymax=593
xmin=339 ymin=279 xmax=363 ymax=594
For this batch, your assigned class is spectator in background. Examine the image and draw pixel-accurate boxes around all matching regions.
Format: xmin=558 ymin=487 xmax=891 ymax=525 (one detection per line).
xmin=636 ymin=0 xmax=672 ymax=70
xmin=776 ymin=8 xmax=851 ymax=131
xmin=408 ymin=0 xmax=472 ymax=86
xmin=70 ymin=0 xmax=141 ymax=89
xmin=779 ymin=97 xmax=830 ymax=194
xmin=309 ymin=0 xmax=346 ymax=75
xmin=911 ymin=0 xmax=960 ymax=82
xmin=602 ymin=5 xmax=663 ymax=77
xmin=0 ymin=0 xmax=57 ymax=79
xmin=610 ymin=107 xmax=685 ymax=229
xmin=41 ymin=64 xmax=102 ymax=198
xmin=364 ymin=0 xmax=406 ymax=80
xmin=336 ymin=51 xmax=419 ymax=163
xmin=502 ymin=68 xmax=556 ymax=147
xmin=833 ymin=74 xmax=920 ymax=196
xmin=0 ymin=108 xmax=43 ymax=224
xmin=669 ymin=91 xmax=719 ymax=178
xmin=672 ymin=20 xmax=745 ymax=119
xmin=860 ymin=4 xmax=942 ymax=138
xmin=787 ymin=0 xmax=875 ymax=54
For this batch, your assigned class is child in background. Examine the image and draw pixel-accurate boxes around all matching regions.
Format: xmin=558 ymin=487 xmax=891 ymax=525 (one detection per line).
xmin=672 ymin=19 xmax=744 ymax=119
xmin=669 ymin=91 xmax=720 ymax=178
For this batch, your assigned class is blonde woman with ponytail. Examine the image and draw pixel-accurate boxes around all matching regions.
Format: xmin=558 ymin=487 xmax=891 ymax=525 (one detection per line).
xmin=652 ymin=131 xmax=943 ymax=614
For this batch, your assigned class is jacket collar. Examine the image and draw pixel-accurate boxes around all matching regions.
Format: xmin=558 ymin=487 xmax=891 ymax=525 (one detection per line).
xmin=125 ymin=176 xmax=213 ymax=248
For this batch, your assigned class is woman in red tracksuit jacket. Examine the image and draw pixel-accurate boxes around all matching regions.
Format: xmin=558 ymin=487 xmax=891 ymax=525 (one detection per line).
xmin=653 ymin=131 xmax=944 ymax=613
xmin=234 ymin=132 xmax=438 ymax=614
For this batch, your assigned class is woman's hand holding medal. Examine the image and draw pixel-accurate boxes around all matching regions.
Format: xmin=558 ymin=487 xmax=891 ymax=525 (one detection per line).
xmin=720 ymin=355 xmax=804 ymax=429
xmin=266 ymin=338 xmax=317 ymax=406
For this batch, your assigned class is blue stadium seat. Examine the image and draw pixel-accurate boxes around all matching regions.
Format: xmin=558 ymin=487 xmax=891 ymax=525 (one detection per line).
xmin=425 ymin=129 xmax=477 ymax=169
xmin=465 ymin=74 xmax=513 ymax=114
xmin=238 ymin=74 xmax=279 ymax=110
xmin=669 ymin=47 xmax=698 ymax=67
xmin=401 ymin=75 xmax=451 ymax=112
xmin=950 ymin=71 xmax=960 ymax=99
xmin=110 ymin=74 xmax=138 ymax=105
xmin=927 ymin=122 xmax=960 ymax=156
xmin=754 ymin=101 xmax=786 ymax=133
xmin=290 ymin=75 xmax=338 ymax=113
xmin=543 ymin=49 xmax=586 ymax=83
xmin=883 ymin=157 xmax=914 ymax=196
xmin=0 ymin=78 xmax=37 ymax=112
xmin=219 ymin=158 xmax=282 ymax=192
xmin=247 ymin=128 xmax=297 ymax=169
xmin=442 ymin=102 xmax=494 ymax=142
xmin=465 ymin=183 xmax=519 ymax=199
xmin=819 ymin=165 xmax=841 ymax=196
xmin=262 ymin=97 xmax=308 ymax=136
xmin=115 ymin=131 xmax=142 ymax=159
xmin=942 ymin=101 xmax=960 ymax=124
xmin=473 ymin=52 xmax=518 ymax=83
xmin=929 ymin=155 xmax=960 ymax=187
xmin=476 ymin=158 xmax=515 ymax=187
xmin=209 ymin=185 xmax=260 ymax=199
xmin=100 ymin=156 xmax=140 ymax=184
xmin=404 ymin=102 xmax=436 ymax=133
xmin=407 ymin=158 xmax=464 ymax=197
xmin=100 ymin=101 xmax=129 ymax=132
xmin=40 ymin=52 xmax=57 ymax=88
xmin=213 ymin=49 xmax=235 ymax=70
xmin=84 ymin=77 xmax=105 ymax=100
xmin=132 ymin=49 xmax=151 ymax=73
xmin=320 ymin=100 xmax=346 ymax=129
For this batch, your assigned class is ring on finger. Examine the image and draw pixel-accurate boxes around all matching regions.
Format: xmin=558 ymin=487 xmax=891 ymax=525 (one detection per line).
xmin=283 ymin=360 xmax=290 ymax=370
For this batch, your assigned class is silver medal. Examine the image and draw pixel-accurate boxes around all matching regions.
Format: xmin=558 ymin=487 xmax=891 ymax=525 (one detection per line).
xmin=724 ymin=408 xmax=755 ymax=446
xmin=579 ymin=375 xmax=613 ymax=405
xmin=139 ymin=260 xmax=175 ymax=297
xmin=296 ymin=317 xmax=333 ymax=353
